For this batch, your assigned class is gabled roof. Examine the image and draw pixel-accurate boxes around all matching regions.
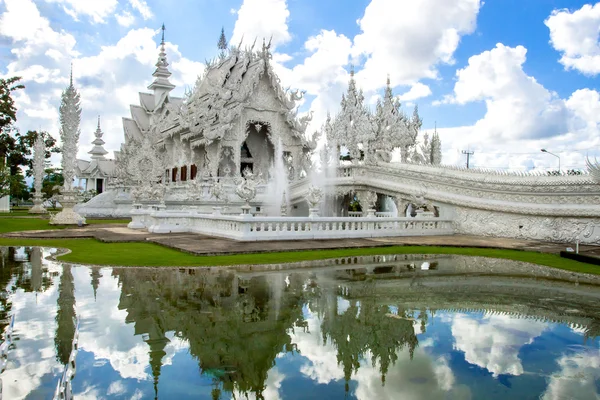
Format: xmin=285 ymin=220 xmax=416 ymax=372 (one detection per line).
xmin=130 ymin=105 xmax=150 ymax=132
xmin=139 ymin=92 xmax=155 ymax=113
xmin=178 ymin=47 xmax=305 ymax=144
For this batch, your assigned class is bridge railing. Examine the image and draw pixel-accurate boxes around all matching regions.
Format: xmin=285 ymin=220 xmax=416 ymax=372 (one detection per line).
xmin=135 ymin=209 xmax=454 ymax=241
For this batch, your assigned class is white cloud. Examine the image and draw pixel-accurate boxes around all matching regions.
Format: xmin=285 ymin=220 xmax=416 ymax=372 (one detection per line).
xmin=231 ymin=0 xmax=291 ymax=49
xmin=0 ymin=0 xmax=77 ymax=58
xmin=353 ymin=0 xmax=482 ymax=92
xmin=0 ymin=0 xmax=204 ymax=162
xmin=272 ymin=29 xmax=352 ymax=134
xmin=129 ymin=0 xmax=153 ymax=20
xmin=397 ymin=83 xmax=432 ymax=102
xmin=445 ymin=44 xmax=570 ymax=140
xmin=115 ymin=11 xmax=136 ymax=27
xmin=437 ymin=43 xmax=600 ymax=170
xmin=43 ymin=0 xmax=118 ymax=23
xmin=545 ymin=3 xmax=600 ymax=76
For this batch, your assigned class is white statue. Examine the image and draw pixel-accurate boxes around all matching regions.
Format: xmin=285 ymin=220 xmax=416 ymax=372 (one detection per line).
xmin=235 ymin=168 xmax=262 ymax=205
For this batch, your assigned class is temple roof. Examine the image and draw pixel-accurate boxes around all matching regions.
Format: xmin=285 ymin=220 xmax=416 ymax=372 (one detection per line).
xmin=76 ymin=158 xmax=116 ymax=178
xmin=165 ymin=43 xmax=308 ymax=145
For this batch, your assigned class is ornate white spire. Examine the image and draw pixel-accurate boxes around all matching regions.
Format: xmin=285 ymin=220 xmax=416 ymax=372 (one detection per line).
xmin=330 ymin=66 xmax=374 ymax=160
xmin=430 ymin=124 xmax=442 ymax=165
xmin=29 ymin=132 xmax=47 ymax=214
xmin=59 ymin=65 xmax=81 ymax=191
xmin=88 ymin=116 xmax=108 ymax=160
xmin=148 ymin=24 xmax=176 ymax=95
xmin=373 ymin=76 xmax=411 ymax=157
xmin=51 ymin=67 xmax=86 ymax=225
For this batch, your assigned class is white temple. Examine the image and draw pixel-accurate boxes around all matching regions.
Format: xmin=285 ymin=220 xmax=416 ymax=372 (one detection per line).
xmin=75 ymin=116 xmax=116 ymax=194
xmin=75 ymin=27 xmax=600 ymax=244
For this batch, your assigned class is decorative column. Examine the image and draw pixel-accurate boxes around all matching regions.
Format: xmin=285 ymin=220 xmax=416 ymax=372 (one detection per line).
xmin=50 ymin=68 xmax=86 ymax=225
xmin=356 ymin=190 xmax=377 ymax=217
xmin=29 ymin=133 xmax=47 ymax=214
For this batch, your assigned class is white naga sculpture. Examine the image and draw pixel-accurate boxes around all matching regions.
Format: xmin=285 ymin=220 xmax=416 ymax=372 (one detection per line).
xmin=51 ymin=69 xmax=86 ymax=225
xmin=235 ymin=168 xmax=262 ymax=214
xmin=29 ymin=133 xmax=47 ymax=214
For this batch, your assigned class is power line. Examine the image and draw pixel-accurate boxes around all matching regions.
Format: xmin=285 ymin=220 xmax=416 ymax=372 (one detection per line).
xmin=462 ymin=149 xmax=474 ymax=169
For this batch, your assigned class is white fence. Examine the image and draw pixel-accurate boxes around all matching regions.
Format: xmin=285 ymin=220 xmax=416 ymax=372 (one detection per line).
xmin=130 ymin=208 xmax=454 ymax=241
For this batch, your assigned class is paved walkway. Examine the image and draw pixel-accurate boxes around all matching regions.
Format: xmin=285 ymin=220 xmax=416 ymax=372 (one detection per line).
xmin=2 ymin=223 xmax=598 ymax=257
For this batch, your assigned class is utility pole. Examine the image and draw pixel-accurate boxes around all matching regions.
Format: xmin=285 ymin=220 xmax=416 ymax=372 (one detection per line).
xmin=462 ymin=149 xmax=474 ymax=169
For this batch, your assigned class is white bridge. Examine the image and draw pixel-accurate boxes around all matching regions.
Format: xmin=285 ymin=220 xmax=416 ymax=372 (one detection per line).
xmin=108 ymin=162 xmax=600 ymax=244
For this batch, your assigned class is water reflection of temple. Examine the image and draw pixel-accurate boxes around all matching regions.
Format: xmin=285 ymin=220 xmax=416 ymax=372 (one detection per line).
xmin=2 ymin=247 xmax=600 ymax=399
xmin=110 ymin=266 xmax=427 ymax=398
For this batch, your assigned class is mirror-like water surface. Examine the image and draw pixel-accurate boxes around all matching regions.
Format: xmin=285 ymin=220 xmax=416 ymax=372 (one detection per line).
xmin=1 ymin=247 xmax=599 ymax=399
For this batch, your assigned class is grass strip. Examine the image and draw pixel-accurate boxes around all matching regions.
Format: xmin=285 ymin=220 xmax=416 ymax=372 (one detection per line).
xmin=0 ymin=237 xmax=596 ymax=274
xmin=0 ymin=217 xmax=130 ymax=233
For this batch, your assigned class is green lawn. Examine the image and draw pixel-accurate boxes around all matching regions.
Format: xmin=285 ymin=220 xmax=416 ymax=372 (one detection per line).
xmin=0 ymin=215 xmax=597 ymax=273
xmin=0 ymin=215 xmax=130 ymax=233
xmin=0 ymin=237 xmax=596 ymax=274
xmin=0 ymin=218 xmax=66 ymax=233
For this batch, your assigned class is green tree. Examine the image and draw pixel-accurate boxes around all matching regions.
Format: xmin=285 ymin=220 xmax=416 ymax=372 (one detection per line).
xmin=0 ymin=76 xmax=24 ymax=131
xmin=9 ymin=171 xmax=28 ymax=203
xmin=42 ymin=168 xmax=63 ymax=208
xmin=0 ymin=157 xmax=9 ymax=198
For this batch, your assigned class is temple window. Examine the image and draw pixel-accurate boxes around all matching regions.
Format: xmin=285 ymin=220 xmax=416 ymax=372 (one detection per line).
xmin=172 ymin=167 xmax=178 ymax=182
xmin=181 ymin=165 xmax=188 ymax=181
xmin=240 ymin=141 xmax=254 ymax=175
xmin=190 ymin=164 xmax=197 ymax=180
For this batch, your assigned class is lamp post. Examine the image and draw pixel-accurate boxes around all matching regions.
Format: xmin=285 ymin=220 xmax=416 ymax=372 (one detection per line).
xmin=541 ymin=149 xmax=560 ymax=173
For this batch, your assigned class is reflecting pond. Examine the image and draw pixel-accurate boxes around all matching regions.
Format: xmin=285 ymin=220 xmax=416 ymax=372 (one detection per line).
xmin=1 ymin=246 xmax=600 ymax=399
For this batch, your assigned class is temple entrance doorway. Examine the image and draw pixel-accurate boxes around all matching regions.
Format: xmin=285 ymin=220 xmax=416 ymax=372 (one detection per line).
xmin=241 ymin=121 xmax=274 ymax=177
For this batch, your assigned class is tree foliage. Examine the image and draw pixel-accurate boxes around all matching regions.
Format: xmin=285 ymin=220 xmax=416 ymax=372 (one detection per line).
xmin=42 ymin=167 xmax=63 ymax=207
xmin=0 ymin=76 xmax=25 ymax=131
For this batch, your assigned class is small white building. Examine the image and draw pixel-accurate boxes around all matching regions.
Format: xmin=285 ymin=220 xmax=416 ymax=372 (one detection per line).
xmin=76 ymin=117 xmax=116 ymax=194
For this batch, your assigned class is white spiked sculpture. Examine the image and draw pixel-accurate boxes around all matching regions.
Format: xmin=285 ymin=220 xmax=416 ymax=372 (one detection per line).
xmin=50 ymin=67 xmax=86 ymax=225
xmin=29 ymin=133 xmax=47 ymax=214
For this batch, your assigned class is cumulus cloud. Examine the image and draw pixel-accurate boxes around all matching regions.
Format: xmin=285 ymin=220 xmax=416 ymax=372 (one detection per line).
xmin=272 ymin=29 xmax=353 ymax=133
xmin=116 ymin=11 xmax=136 ymax=28
xmin=231 ymin=0 xmax=291 ymax=49
xmin=353 ymin=0 xmax=482 ymax=92
xmin=0 ymin=0 xmax=203 ymax=162
xmin=437 ymin=43 xmax=600 ymax=170
xmin=43 ymin=0 xmax=118 ymax=23
xmin=129 ymin=0 xmax=153 ymax=20
xmin=397 ymin=83 xmax=432 ymax=102
xmin=545 ymin=3 xmax=600 ymax=76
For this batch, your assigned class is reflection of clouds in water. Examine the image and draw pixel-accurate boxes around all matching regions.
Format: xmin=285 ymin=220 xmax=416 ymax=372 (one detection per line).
xmin=292 ymin=306 xmax=345 ymax=384
xmin=2 ymin=258 xmax=62 ymax=400
xmin=352 ymin=351 xmax=465 ymax=400
xmin=73 ymin=267 xmax=152 ymax=380
xmin=337 ymin=297 xmax=350 ymax=315
xmin=72 ymin=267 xmax=190 ymax=384
xmin=542 ymin=349 xmax=600 ymax=400
xmin=107 ymin=380 xmax=127 ymax=395
xmin=241 ymin=367 xmax=285 ymax=400
xmin=290 ymin=306 xmax=467 ymax=399
xmin=452 ymin=313 xmax=547 ymax=377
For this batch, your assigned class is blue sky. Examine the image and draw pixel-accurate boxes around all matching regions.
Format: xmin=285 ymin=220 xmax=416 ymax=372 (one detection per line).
xmin=0 ymin=0 xmax=599 ymax=170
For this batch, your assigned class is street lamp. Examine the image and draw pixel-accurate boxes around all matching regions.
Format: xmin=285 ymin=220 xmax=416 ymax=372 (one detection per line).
xmin=541 ymin=149 xmax=560 ymax=172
